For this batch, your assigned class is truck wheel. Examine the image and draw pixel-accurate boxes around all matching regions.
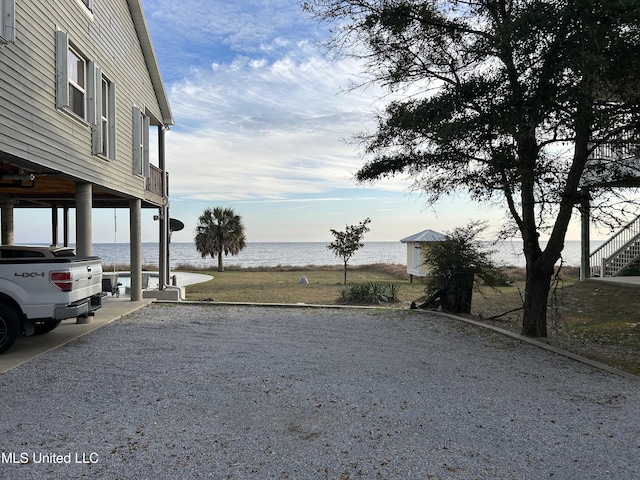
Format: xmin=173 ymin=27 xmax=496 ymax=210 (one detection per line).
xmin=0 ymin=304 xmax=20 ymax=354
xmin=33 ymin=320 xmax=62 ymax=335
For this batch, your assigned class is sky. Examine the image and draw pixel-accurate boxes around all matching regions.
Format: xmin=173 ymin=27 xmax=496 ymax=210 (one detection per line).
xmin=14 ymin=0 xmax=597 ymax=244
xmin=140 ymin=0 xmax=494 ymax=244
xmin=141 ymin=0 xmax=536 ymax=244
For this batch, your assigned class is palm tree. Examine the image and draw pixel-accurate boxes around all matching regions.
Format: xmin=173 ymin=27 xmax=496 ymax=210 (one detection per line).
xmin=194 ymin=207 xmax=246 ymax=272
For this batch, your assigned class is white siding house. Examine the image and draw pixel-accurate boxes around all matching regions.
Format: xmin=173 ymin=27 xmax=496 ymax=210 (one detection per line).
xmin=400 ymin=229 xmax=446 ymax=280
xmin=0 ymin=0 xmax=174 ymax=300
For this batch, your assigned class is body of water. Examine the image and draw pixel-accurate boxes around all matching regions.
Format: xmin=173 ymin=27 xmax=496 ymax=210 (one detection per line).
xmin=89 ymin=240 xmax=605 ymax=270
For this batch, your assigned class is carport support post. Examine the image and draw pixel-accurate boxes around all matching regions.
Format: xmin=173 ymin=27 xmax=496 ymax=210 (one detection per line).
xmin=158 ymin=125 xmax=169 ymax=290
xmin=75 ymin=183 xmax=93 ymax=257
xmin=75 ymin=183 xmax=93 ymax=325
xmin=63 ymin=207 xmax=70 ymax=247
xmin=51 ymin=205 xmax=58 ymax=247
xmin=158 ymin=205 xmax=167 ymax=291
xmin=129 ymin=199 xmax=142 ymax=301
xmin=1 ymin=198 xmax=15 ymax=245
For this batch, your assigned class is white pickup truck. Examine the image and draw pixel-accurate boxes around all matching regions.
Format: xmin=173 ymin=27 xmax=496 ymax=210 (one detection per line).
xmin=0 ymin=245 xmax=104 ymax=354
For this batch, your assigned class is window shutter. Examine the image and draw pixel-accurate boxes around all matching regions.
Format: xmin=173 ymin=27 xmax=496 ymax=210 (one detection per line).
xmin=132 ymin=106 xmax=142 ymax=175
xmin=1 ymin=0 xmax=15 ymax=43
xmin=108 ymin=82 xmax=117 ymax=159
xmin=88 ymin=63 xmax=99 ymax=124
xmin=55 ymin=30 xmax=69 ymax=109
xmin=89 ymin=63 xmax=101 ymax=154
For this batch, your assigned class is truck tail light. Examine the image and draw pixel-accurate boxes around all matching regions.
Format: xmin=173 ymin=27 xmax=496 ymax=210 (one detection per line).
xmin=50 ymin=271 xmax=73 ymax=292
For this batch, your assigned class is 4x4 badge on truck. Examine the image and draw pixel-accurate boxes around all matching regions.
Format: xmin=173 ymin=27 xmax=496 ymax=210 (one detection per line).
xmin=14 ymin=272 xmax=45 ymax=278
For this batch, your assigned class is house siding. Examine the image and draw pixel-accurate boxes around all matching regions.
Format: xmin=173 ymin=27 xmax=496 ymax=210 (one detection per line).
xmin=0 ymin=0 xmax=166 ymax=203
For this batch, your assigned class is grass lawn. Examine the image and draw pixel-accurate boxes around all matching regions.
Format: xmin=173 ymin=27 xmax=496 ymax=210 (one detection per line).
xmin=184 ymin=264 xmax=426 ymax=307
xmin=181 ymin=264 xmax=640 ymax=376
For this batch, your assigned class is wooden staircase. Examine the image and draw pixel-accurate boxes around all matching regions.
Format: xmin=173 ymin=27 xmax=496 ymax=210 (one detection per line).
xmin=589 ymin=215 xmax=640 ymax=277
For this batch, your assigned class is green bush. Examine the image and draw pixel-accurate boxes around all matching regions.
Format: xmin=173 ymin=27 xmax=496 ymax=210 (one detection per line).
xmin=339 ymin=282 xmax=400 ymax=305
xmin=420 ymin=221 xmax=505 ymax=313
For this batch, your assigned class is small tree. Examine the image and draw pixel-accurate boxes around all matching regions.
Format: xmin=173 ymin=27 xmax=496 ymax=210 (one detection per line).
xmin=195 ymin=207 xmax=247 ymax=272
xmin=420 ymin=222 xmax=503 ymax=314
xmin=327 ymin=218 xmax=371 ymax=285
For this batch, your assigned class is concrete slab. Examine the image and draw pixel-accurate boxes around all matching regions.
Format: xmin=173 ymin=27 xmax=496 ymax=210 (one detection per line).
xmin=0 ymin=272 xmax=211 ymax=374
xmin=587 ymin=276 xmax=640 ymax=286
xmin=0 ymin=296 xmax=152 ymax=374
xmin=143 ymin=287 xmax=184 ymax=301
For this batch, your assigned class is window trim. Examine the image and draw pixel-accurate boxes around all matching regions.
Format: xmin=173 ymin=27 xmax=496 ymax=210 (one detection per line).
xmin=56 ymin=30 xmax=93 ymax=124
xmin=67 ymin=43 xmax=87 ymax=119
xmin=57 ymin=30 xmax=118 ymax=159
xmin=72 ymin=0 xmax=94 ymax=13
xmin=56 ymin=30 xmax=89 ymax=118
xmin=101 ymin=77 xmax=113 ymax=157
xmin=0 ymin=0 xmax=15 ymax=44
xmin=91 ymin=66 xmax=117 ymax=160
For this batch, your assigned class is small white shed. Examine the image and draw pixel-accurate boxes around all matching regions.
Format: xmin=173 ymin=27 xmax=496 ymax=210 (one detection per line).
xmin=400 ymin=229 xmax=447 ymax=280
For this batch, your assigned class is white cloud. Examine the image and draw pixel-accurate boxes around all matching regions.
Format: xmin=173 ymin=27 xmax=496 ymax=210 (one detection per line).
xmin=164 ymin=39 xmax=403 ymax=202
xmin=145 ymin=0 xmax=319 ymax=52
xmin=138 ymin=0 xmax=413 ymax=212
xmin=138 ymin=0 xmax=528 ymax=243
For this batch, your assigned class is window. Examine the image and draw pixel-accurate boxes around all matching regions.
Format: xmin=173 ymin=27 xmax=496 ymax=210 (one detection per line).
xmin=67 ymin=45 xmax=86 ymax=118
xmin=101 ymin=78 xmax=110 ymax=152
xmin=132 ymin=106 xmax=150 ymax=177
xmin=0 ymin=0 xmax=15 ymax=44
xmin=91 ymin=68 xmax=116 ymax=159
xmin=55 ymin=30 xmax=88 ymax=121
xmin=56 ymin=30 xmax=117 ymax=158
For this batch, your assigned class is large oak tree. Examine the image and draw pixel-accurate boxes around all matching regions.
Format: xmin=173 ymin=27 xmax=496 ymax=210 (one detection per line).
xmin=305 ymin=0 xmax=640 ymax=337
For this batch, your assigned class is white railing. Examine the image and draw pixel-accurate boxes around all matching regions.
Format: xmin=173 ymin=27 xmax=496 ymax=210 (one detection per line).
xmin=590 ymin=214 xmax=640 ymax=277
xmin=592 ymin=141 xmax=636 ymax=160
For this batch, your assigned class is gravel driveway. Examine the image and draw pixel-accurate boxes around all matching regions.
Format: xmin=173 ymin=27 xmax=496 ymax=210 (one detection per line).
xmin=1 ymin=304 xmax=638 ymax=479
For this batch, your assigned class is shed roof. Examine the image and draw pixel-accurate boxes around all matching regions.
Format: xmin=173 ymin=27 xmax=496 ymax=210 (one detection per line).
xmin=400 ymin=229 xmax=446 ymax=243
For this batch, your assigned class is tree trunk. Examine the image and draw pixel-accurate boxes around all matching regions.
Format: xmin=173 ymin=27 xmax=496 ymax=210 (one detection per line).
xmin=441 ymin=273 xmax=474 ymax=314
xmin=343 ymin=261 xmax=348 ymax=285
xmin=217 ymin=251 xmax=224 ymax=272
xmin=519 ymin=97 xmax=591 ymax=338
xmin=521 ymin=262 xmax=553 ymax=337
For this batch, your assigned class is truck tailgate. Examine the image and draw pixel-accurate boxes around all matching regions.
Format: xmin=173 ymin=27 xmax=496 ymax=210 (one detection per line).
xmin=66 ymin=257 xmax=103 ymax=300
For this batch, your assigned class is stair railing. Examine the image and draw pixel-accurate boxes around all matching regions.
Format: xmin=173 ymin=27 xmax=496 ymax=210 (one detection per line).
xmin=590 ymin=214 xmax=640 ymax=277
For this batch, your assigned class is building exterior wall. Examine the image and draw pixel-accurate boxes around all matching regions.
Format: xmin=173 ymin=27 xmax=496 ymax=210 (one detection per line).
xmin=0 ymin=0 xmax=165 ymax=201
xmin=405 ymin=242 xmax=427 ymax=277
xmin=406 ymin=242 xmax=439 ymax=277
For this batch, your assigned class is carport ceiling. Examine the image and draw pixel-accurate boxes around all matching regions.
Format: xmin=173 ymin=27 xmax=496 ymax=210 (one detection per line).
xmin=0 ymin=157 xmax=145 ymax=209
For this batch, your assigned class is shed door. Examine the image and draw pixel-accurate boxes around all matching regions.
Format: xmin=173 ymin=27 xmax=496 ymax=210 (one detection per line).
xmin=413 ymin=245 xmax=421 ymax=270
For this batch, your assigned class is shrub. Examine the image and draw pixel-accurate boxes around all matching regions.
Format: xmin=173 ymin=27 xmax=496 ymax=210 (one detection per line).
xmin=339 ymin=281 xmax=400 ymax=305
xmin=421 ymin=221 xmax=505 ymax=313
